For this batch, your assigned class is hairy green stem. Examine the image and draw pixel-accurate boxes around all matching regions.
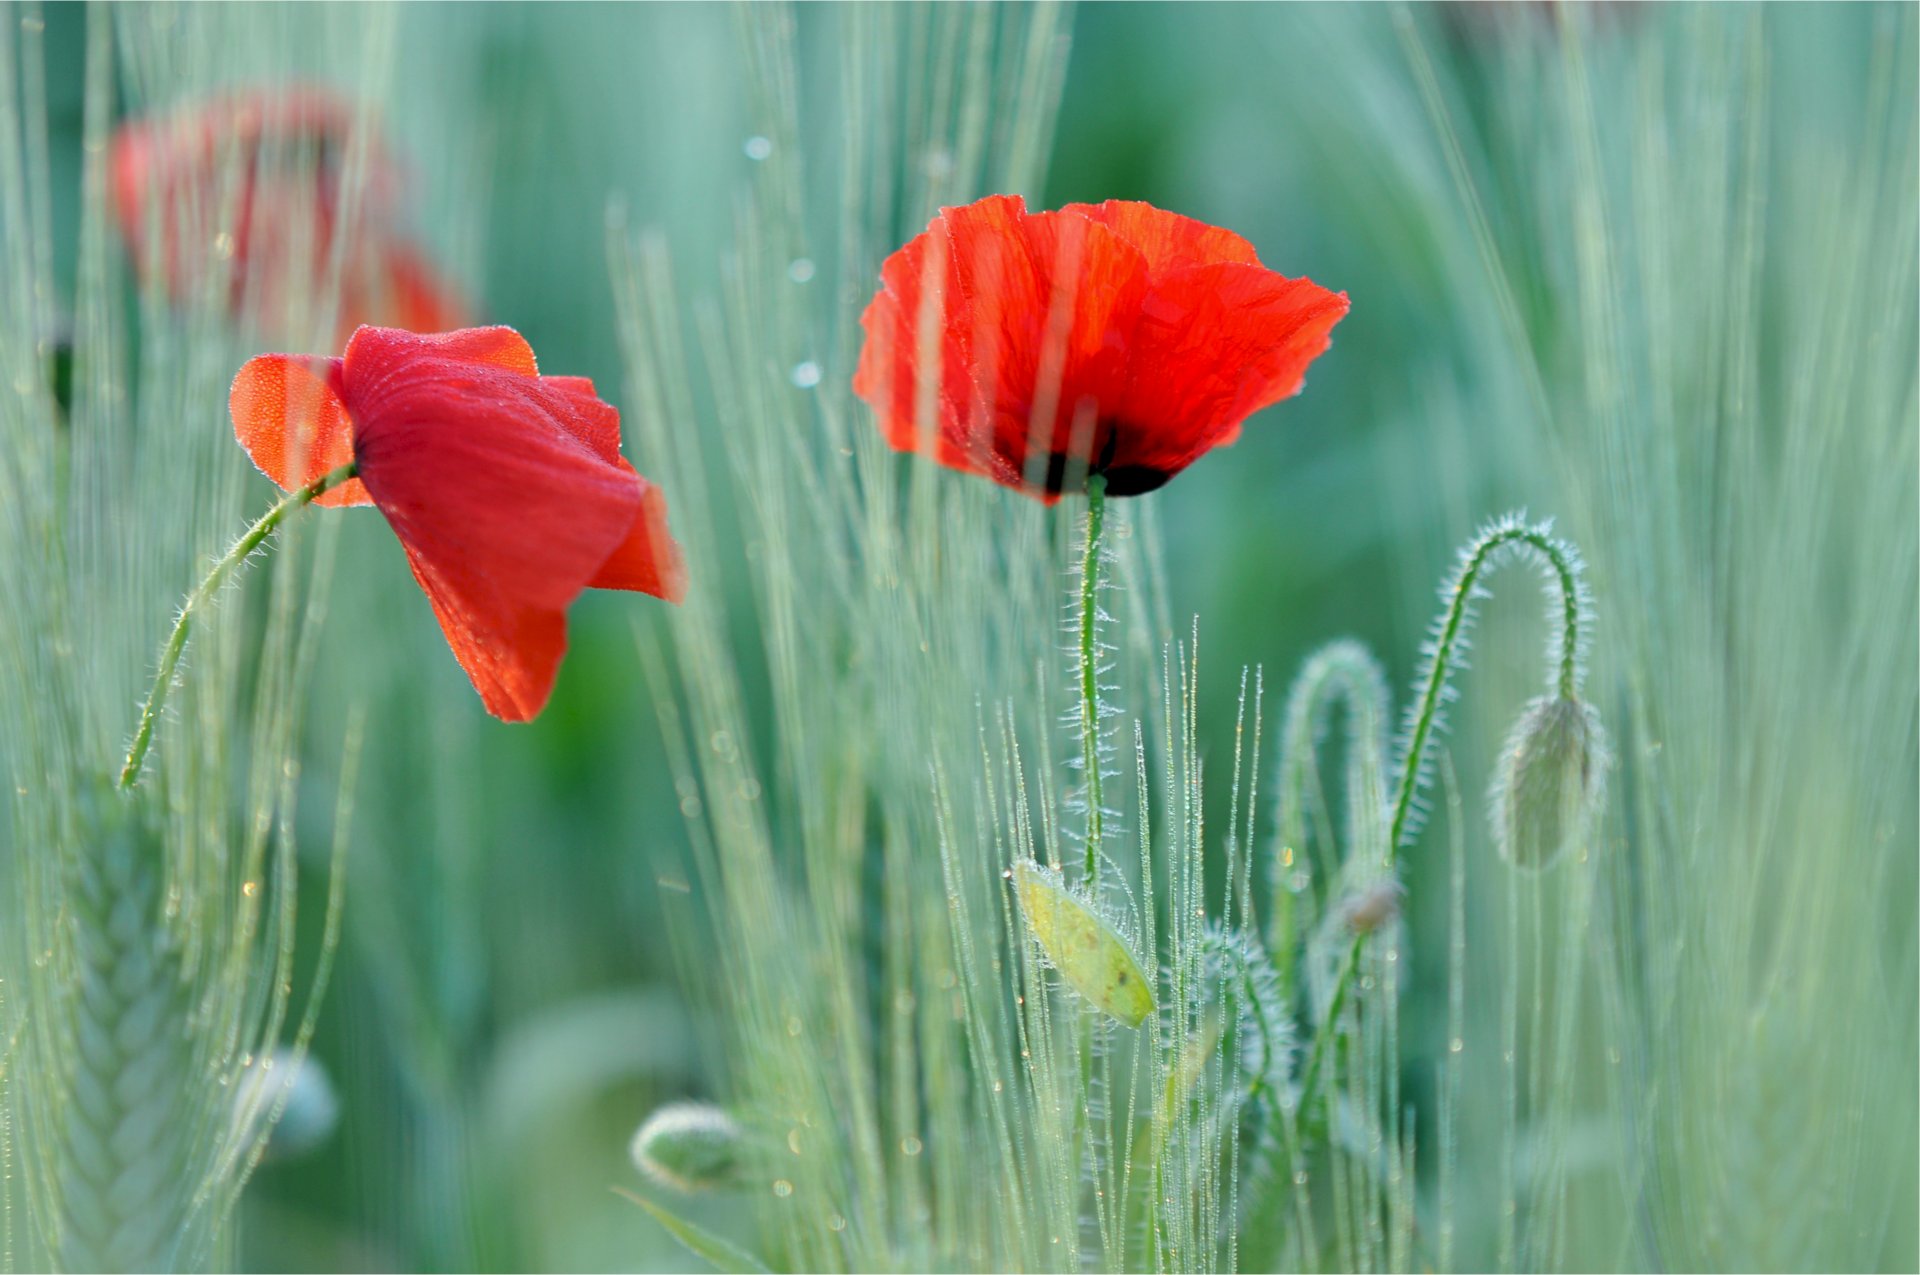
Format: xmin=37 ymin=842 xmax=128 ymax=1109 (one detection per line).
xmin=1069 ymin=474 xmax=1108 ymax=1220
xmin=119 ymin=462 xmax=358 ymax=789
xmin=1295 ymin=523 xmax=1582 ymax=1114
xmin=1078 ymin=474 xmax=1107 ymax=882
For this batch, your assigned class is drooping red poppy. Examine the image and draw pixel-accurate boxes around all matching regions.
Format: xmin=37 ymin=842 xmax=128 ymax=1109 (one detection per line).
xmin=111 ymin=87 xmax=464 ymax=338
xmin=230 ymin=325 xmax=686 ymax=721
xmin=853 ymin=195 xmax=1349 ymax=500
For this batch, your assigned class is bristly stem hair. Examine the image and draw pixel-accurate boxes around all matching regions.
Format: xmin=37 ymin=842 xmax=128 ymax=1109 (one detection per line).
xmin=1078 ymin=472 xmax=1108 ymax=882
xmin=119 ymin=461 xmax=361 ymax=789
xmin=1296 ymin=514 xmax=1589 ymax=1115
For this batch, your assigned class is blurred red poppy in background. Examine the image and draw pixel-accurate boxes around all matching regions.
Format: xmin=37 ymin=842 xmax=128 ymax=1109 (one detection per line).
xmin=853 ymin=194 xmax=1349 ymax=501
xmin=230 ymin=325 xmax=685 ymax=721
xmin=111 ymin=87 xmax=463 ymax=338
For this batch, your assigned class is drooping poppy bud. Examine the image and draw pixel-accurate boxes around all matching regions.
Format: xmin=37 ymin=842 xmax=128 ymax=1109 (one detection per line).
xmin=853 ymin=195 xmax=1348 ymax=501
xmin=1339 ymin=875 xmax=1406 ymax=935
xmin=630 ymin=1102 xmax=746 ymax=1193
xmin=230 ymin=325 xmax=685 ymax=721
xmin=1488 ymin=694 xmax=1609 ymax=868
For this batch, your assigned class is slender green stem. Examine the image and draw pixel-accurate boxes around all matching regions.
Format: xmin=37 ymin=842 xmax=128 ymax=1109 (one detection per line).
xmin=1078 ymin=473 xmax=1107 ymax=882
xmin=118 ymin=462 xmax=358 ymax=789
xmin=1070 ymin=475 xmax=1108 ymax=1216
xmin=1295 ymin=522 xmax=1582 ymax=1114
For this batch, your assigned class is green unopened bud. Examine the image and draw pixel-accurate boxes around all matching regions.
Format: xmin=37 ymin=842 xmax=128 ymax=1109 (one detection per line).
xmin=1010 ymin=860 xmax=1155 ymax=1028
xmin=630 ymin=1102 xmax=744 ymax=1192
xmin=1489 ymin=695 xmax=1608 ymax=868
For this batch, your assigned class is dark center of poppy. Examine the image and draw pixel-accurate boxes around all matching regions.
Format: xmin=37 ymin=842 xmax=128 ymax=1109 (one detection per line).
xmin=1037 ymin=427 xmax=1171 ymax=497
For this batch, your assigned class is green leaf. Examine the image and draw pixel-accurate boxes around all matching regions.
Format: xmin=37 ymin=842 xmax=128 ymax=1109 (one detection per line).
xmin=612 ymin=1186 xmax=773 ymax=1274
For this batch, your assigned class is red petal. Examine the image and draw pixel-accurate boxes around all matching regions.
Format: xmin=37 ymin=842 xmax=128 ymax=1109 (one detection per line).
xmin=1068 ymin=200 xmax=1262 ymax=272
xmin=853 ymin=194 xmax=1150 ymax=498
xmin=539 ymin=375 xmax=623 ymax=463
xmin=228 ymin=354 xmax=371 ymax=507
xmin=341 ymin=334 xmax=644 ymax=721
xmin=344 ymin=324 xmax=537 ymax=379
xmin=400 ymin=546 xmax=570 ymax=724
xmin=853 ymin=199 xmax=984 ymax=459
xmin=1108 ymin=263 xmax=1349 ymax=479
xmin=590 ymin=472 xmax=687 ymax=603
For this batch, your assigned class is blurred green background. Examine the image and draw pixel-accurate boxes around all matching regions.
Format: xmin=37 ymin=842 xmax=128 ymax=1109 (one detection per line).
xmin=28 ymin=3 xmax=1916 ymax=1270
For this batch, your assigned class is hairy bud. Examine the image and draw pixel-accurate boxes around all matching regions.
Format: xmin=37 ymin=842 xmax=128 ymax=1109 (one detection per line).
xmin=1489 ymin=694 xmax=1608 ymax=868
xmin=1340 ymin=876 xmax=1405 ymax=934
xmin=630 ymin=1102 xmax=744 ymax=1193
xmin=1010 ymin=860 xmax=1155 ymax=1028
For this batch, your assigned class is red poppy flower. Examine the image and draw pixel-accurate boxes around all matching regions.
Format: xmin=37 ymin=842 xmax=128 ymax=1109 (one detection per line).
xmin=230 ymin=325 xmax=686 ymax=721
xmin=111 ymin=87 xmax=464 ymax=338
xmin=852 ymin=195 xmax=1349 ymax=500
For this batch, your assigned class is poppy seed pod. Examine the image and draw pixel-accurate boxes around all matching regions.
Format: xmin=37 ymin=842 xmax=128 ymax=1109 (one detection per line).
xmin=630 ymin=1102 xmax=744 ymax=1193
xmin=1489 ymin=694 xmax=1609 ymax=868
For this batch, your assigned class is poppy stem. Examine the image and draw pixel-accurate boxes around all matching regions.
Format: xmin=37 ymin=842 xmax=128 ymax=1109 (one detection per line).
xmin=118 ymin=461 xmax=360 ymax=790
xmin=1077 ymin=473 xmax=1108 ymax=882
xmin=1292 ymin=521 xmax=1584 ymax=1120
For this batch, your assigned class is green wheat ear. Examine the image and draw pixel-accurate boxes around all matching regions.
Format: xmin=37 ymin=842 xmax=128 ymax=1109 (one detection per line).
xmin=55 ymin=782 xmax=194 ymax=1273
xmin=1010 ymin=860 xmax=1155 ymax=1029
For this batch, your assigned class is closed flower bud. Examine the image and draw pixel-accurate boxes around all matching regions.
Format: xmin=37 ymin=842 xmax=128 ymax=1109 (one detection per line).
xmin=1489 ymin=694 xmax=1609 ymax=868
xmin=630 ymin=1101 xmax=744 ymax=1193
xmin=1341 ymin=876 xmax=1405 ymax=935
xmin=1010 ymin=860 xmax=1155 ymax=1028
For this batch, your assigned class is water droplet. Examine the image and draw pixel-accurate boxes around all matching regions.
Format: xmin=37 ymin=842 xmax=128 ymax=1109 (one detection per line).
xmin=241 ymin=880 xmax=259 ymax=898
xmin=744 ymin=136 xmax=773 ymax=161
xmin=773 ymin=1178 xmax=794 ymax=1197
xmin=213 ymin=231 xmax=235 ymax=260
xmin=788 ymin=1128 xmax=803 ymax=1155
xmin=901 ymin=1135 xmax=923 ymax=1156
xmin=787 ymin=1016 xmax=803 ymax=1037
xmin=1449 ymin=1037 xmax=1464 ymax=1053
xmin=828 ymin=1213 xmax=847 ymax=1232
xmin=787 ymin=257 xmax=816 ymax=284
xmin=790 ymin=360 xmax=821 ymax=389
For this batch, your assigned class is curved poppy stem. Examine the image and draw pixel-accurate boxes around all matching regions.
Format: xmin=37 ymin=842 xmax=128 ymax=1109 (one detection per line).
xmin=118 ymin=461 xmax=360 ymax=790
xmin=1293 ymin=521 xmax=1584 ymax=1119
xmin=1077 ymin=474 xmax=1108 ymax=883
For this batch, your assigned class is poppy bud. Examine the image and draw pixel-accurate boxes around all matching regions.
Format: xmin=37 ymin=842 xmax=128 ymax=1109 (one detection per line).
xmin=1010 ymin=860 xmax=1155 ymax=1028
xmin=630 ymin=1102 xmax=745 ymax=1193
xmin=1340 ymin=876 xmax=1405 ymax=935
xmin=1489 ymin=694 xmax=1609 ymax=868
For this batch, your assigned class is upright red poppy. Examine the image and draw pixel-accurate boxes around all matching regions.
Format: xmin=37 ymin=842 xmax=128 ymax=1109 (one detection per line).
xmin=853 ymin=195 xmax=1349 ymax=500
xmin=230 ymin=325 xmax=685 ymax=721
xmin=111 ymin=87 xmax=464 ymax=338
